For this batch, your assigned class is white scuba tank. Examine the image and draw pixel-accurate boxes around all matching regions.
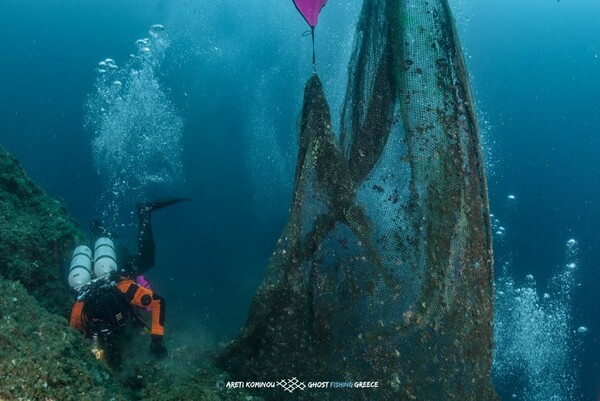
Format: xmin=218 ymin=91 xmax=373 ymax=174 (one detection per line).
xmin=68 ymin=245 xmax=93 ymax=288
xmin=93 ymin=237 xmax=118 ymax=277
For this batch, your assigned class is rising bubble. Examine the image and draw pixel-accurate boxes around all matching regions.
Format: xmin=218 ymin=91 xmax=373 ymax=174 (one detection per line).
xmin=493 ymin=232 xmax=581 ymax=401
xmin=84 ymin=24 xmax=182 ymax=228
xmin=135 ymin=38 xmax=149 ymax=48
xmin=149 ymin=24 xmax=165 ymax=36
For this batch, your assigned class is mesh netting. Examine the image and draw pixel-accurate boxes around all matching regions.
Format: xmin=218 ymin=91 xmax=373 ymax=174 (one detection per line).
xmin=219 ymin=1 xmax=497 ymax=400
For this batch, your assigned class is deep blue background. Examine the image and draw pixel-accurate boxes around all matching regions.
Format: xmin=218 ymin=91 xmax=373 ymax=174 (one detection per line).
xmin=1 ymin=0 xmax=598 ymax=398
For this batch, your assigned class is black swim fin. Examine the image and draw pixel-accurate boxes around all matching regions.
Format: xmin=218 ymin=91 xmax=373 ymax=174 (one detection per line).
xmin=137 ymin=197 xmax=190 ymax=215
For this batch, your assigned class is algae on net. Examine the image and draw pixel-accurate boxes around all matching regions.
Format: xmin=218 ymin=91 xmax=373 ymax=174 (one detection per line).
xmin=222 ymin=0 xmax=497 ymax=399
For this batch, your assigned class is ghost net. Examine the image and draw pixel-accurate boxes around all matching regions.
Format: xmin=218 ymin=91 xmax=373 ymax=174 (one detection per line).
xmin=219 ymin=1 xmax=497 ymax=400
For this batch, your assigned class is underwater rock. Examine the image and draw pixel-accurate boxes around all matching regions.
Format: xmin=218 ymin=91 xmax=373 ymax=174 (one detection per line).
xmin=0 ymin=146 xmax=80 ymax=316
xmin=220 ymin=0 xmax=496 ymax=400
xmin=0 ymin=277 xmax=129 ymax=400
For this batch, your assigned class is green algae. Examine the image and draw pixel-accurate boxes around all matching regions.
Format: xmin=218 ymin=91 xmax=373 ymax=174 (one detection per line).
xmin=0 ymin=275 xmax=263 ymax=401
xmin=0 ymin=277 xmax=129 ymax=401
xmin=0 ymin=147 xmax=81 ymax=317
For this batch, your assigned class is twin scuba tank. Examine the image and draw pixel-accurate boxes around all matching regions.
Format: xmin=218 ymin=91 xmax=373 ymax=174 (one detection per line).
xmin=68 ymin=237 xmax=118 ymax=289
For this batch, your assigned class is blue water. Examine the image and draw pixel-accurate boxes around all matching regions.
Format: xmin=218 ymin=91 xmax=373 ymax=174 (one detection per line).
xmin=1 ymin=0 xmax=599 ymax=399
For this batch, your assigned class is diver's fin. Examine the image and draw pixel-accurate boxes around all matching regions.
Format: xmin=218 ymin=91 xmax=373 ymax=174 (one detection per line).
xmin=137 ymin=197 xmax=190 ymax=215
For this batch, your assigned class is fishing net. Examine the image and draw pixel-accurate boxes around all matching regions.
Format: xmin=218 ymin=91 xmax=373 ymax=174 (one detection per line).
xmin=220 ymin=0 xmax=497 ymax=400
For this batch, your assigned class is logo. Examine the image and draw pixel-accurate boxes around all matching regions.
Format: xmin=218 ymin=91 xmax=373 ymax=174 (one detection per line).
xmin=215 ymin=378 xmax=380 ymax=393
xmin=277 ymin=377 xmax=306 ymax=393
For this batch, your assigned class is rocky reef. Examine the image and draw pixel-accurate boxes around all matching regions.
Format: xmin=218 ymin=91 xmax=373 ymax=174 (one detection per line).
xmin=0 ymin=148 xmax=80 ymax=317
xmin=0 ymin=277 xmax=129 ymax=401
xmin=0 ymin=146 xmax=261 ymax=401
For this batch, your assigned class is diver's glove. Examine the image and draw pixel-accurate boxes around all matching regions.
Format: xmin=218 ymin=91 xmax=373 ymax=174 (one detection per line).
xmin=150 ymin=335 xmax=167 ymax=358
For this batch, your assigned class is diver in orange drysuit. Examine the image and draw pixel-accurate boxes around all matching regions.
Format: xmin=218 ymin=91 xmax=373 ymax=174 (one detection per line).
xmin=69 ymin=273 xmax=167 ymax=360
xmin=68 ymin=198 xmax=188 ymax=365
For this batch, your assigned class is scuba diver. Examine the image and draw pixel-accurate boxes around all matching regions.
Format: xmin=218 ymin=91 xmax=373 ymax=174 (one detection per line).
xmin=66 ymin=198 xmax=188 ymax=367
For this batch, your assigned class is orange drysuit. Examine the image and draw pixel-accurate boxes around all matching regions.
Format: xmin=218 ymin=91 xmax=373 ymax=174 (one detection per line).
xmin=70 ymin=278 xmax=165 ymax=337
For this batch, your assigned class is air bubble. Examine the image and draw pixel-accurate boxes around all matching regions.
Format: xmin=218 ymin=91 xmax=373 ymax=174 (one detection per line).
xmin=494 ymin=238 xmax=580 ymax=400
xmin=507 ymin=194 xmax=516 ymax=200
xmin=135 ymin=38 xmax=150 ymax=48
xmin=85 ymin=24 xmax=181 ymax=228
xmin=149 ymin=24 xmax=165 ymax=36
xmin=576 ymin=326 xmax=588 ymax=334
